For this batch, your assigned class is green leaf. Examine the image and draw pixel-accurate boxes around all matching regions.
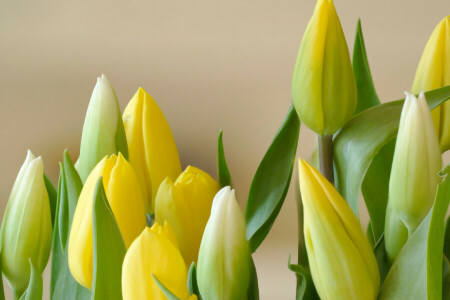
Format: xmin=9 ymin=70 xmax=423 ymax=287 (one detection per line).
xmin=0 ymin=257 xmax=5 ymax=300
xmin=91 ymin=178 xmax=126 ymax=300
xmin=444 ymin=217 xmax=450 ymax=260
xmin=288 ymin=256 xmax=318 ymax=300
xmin=217 ymin=130 xmax=232 ymax=188
xmin=245 ymin=105 xmax=300 ymax=252
xmin=19 ymin=260 xmax=43 ymax=300
xmin=352 ymin=18 xmax=397 ymax=242
xmin=334 ymin=85 xmax=450 ymax=222
xmin=44 ymin=174 xmax=57 ymax=227
xmin=50 ymin=151 xmax=90 ymax=300
xmin=379 ymin=166 xmax=450 ymax=299
xmin=352 ymin=19 xmax=380 ymax=115
xmin=187 ymin=262 xmax=201 ymax=299
xmin=115 ymin=101 xmax=129 ymax=160
xmin=152 ymin=274 xmax=181 ymax=300
xmin=373 ymin=236 xmax=390 ymax=284
xmin=443 ymin=256 xmax=450 ymax=300
xmin=247 ymin=257 xmax=259 ymax=300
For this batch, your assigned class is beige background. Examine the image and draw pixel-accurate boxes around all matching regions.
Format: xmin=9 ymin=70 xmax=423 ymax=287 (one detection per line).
xmin=1 ymin=1 xmax=449 ymax=299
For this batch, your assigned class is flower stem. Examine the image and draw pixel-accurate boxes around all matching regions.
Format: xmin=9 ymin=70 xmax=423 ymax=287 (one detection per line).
xmin=318 ymin=135 xmax=334 ymax=185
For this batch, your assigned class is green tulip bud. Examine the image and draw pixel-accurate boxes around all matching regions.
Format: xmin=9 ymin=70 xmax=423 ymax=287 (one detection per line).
xmin=77 ymin=74 xmax=128 ymax=182
xmin=197 ymin=186 xmax=251 ymax=300
xmin=0 ymin=151 xmax=52 ymax=296
xmin=292 ymin=0 xmax=356 ymax=135
xmin=385 ymin=92 xmax=442 ymax=261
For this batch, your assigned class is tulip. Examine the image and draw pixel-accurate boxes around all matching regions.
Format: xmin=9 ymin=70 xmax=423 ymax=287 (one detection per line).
xmin=292 ymin=0 xmax=356 ymax=135
xmin=0 ymin=151 xmax=52 ymax=297
xmin=123 ymin=87 xmax=181 ymax=212
xmin=77 ymin=74 xmax=128 ymax=182
xmin=298 ymin=159 xmax=379 ymax=300
xmin=384 ymin=92 xmax=442 ymax=261
xmin=155 ymin=166 xmax=220 ymax=265
xmin=411 ymin=16 xmax=450 ymax=152
xmin=197 ymin=186 xmax=251 ymax=300
xmin=68 ymin=153 xmax=146 ymax=289
xmin=122 ymin=222 xmax=196 ymax=300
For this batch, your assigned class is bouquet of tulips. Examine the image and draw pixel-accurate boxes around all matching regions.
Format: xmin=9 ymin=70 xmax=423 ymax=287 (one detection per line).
xmin=1 ymin=0 xmax=449 ymax=299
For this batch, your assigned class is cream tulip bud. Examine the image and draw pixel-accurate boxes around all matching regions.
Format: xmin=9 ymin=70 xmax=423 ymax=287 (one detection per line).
xmin=0 ymin=151 xmax=52 ymax=296
xmin=77 ymin=74 xmax=128 ymax=182
xmin=197 ymin=187 xmax=251 ymax=300
xmin=385 ymin=92 xmax=442 ymax=261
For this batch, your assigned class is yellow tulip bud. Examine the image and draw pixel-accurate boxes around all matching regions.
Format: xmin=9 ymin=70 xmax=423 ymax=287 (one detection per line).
xmin=411 ymin=16 xmax=450 ymax=152
xmin=155 ymin=166 xmax=220 ymax=265
xmin=68 ymin=154 xmax=146 ymax=289
xmin=122 ymin=222 xmax=195 ymax=300
xmin=298 ymin=159 xmax=379 ymax=300
xmin=77 ymin=75 xmax=128 ymax=182
xmin=384 ymin=92 xmax=442 ymax=261
xmin=197 ymin=187 xmax=251 ymax=300
xmin=292 ymin=0 xmax=356 ymax=135
xmin=123 ymin=87 xmax=181 ymax=212
xmin=0 ymin=151 xmax=52 ymax=296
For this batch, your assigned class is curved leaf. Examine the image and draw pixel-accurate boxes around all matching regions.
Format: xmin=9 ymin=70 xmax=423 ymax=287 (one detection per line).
xmin=379 ymin=165 xmax=450 ymax=299
xmin=50 ymin=151 xmax=90 ymax=300
xmin=444 ymin=217 xmax=450 ymax=260
xmin=187 ymin=262 xmax=201 ymax=299
xmin=152 ymin=275 xmax=181 ymax=300
xmin=288 ymin=256 xmax=318 ymax=300
xmin=245 ymin=105 xmax=300 ymax=252
xmin=217 ymin=130 xmax=232 ymax=188
xmin=19 ymin=260 xmax=43 ymax=300
xmin=247 ymin=257 xmax=259 ymax=300
xmin=91 ymin=178 xmax=126 ymax=300
xmin=334 ymin=85 xmax=450 ymax=221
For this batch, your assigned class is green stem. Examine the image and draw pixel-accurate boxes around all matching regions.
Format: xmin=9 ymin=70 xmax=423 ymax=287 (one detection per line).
xmin=318 ymin=135 xmax=334 ymax=185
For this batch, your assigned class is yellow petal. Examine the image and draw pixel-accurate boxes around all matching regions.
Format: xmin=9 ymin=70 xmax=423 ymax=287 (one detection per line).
xmin=68 ymin=154 xmax=146 ymax=289
xmin=105 ymin=153 xmax=147 ymax=248
xmin=68 ymin=156 xmax=109 ymax=288
xmin=150 ymin=220 xmax=179 ymax=248
xmin=155 ymin=166 xmax=220 ymax=265
xmin=123 ymin=90 xmax=151 ymax=206
xmin=122 ymin=227 xmax=189 ymax=300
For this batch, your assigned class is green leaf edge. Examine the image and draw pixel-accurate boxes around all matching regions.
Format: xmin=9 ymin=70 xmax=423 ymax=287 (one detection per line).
xmin=152 ymin=274 xmax=181 ymax=300
xmin=217 ymin=130 xmax=232 ymax=188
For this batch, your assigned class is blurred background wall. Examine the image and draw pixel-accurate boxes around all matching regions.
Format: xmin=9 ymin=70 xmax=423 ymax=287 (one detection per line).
xmin=0 ymin=0 xmax=449 ymax=299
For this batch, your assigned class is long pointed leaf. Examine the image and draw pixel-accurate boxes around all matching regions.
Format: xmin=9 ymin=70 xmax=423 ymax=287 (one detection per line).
xmin=91 ymin=178 xmax=126 ymax=300
xmin=334 ymin=85 xmax=450 ymax=221
xmin=217 ymin=130 xmax=232 ymax=188
xmin=152 ymin=275 xmax=181 ymax=300
xmin=379 ymin=165 xmax=450 ymax=299
xmin=288 ymin=256 xmax=318 ymax=300
xmin=50 ymin=151 xmax=90 ymax=300
xmin=245 ymin=105 xmax=300 ymax=252
xmin=44 ymin=174 xmax=57 ymax=227
xmin=19 ymin=260 xmax=43 ymax=300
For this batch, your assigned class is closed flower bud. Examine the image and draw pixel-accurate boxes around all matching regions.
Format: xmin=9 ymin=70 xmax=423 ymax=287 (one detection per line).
xmin=197 ymin=187 xmax=251 ymax=300
xmin=0 ymin=151 xmax=52 ymax=296
xmin=122 ymin=222 xmax=196 ymax=300
xmin=298 ymin=159 xmax=379 ymax=300
xmin=123 ymin=87 xmax=181 ymax=212
xmin=385 ymin=92 xmax=442 ymax=261
xmin=77 ymin=74 xmax=128 ymax=182
xmin=411 ymin=16 xmax=450 ymax=152
xmin=292 ymin=0 xmax=356 ymax=135
xmin=68 ymin=153 xmax=146 ymax=289
xmin=155 ymin=166 xmax=220 ymax=265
